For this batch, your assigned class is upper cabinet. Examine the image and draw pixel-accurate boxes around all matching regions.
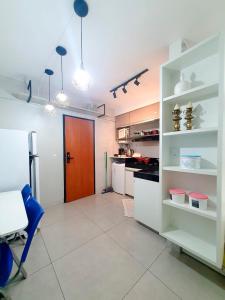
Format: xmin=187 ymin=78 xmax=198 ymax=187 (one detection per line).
xmin=115 ymin=112 xmax=130 ymax=129
xmin=115 ymin=102 xmax=159 ymax=128
xmin=130 ymin=102 xmax=159 ymax=125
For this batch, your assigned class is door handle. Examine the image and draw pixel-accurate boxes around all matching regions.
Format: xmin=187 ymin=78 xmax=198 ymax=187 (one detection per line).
xmin=66 ymin=152 xmax=74 ymax=163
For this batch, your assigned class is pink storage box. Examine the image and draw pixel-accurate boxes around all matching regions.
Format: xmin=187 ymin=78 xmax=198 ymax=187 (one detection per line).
xmin=169 ymin=188 xmax=185 ymax=204
xmin=189 ymin=192 xmax=208 ymax=210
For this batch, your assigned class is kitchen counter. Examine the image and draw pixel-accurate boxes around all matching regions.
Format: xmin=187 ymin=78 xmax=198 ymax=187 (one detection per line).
xmin=134 ymin=169 xmax=159 ymax=182
xmin=110 ymin=156 xmax=132 ymax=159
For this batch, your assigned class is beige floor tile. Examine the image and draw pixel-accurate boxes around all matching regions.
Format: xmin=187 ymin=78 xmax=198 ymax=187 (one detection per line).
xmin=150 ymin=246 xmax=225 ymax=300
xmin=54 ymin=234 xmax=145 ymax=300
xmin=108 ymin=219 xmax=166 ymax=268
xmin=7 ymin=265 xmax=64 ymax=300
xmin=124 ymin=270 xmax=180 ymax=300
xmin=41 ymin=213 xmax=103 ymax=261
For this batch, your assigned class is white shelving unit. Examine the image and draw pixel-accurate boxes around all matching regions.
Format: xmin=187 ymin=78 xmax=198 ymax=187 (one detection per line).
xmin=163 ymin=166 xmax=217 ymax=176
xmin=163 ymin=199 xmax=217 ymax=221
xmin=161 ymin=229 xmax=217 ymax=265
xmin=163 ymin=82 xmax=218 ymax=105
xmin=160 ymin=34 xmax=225 ymax=269
xmin=163 ymin=127 xmax=218 ymax=136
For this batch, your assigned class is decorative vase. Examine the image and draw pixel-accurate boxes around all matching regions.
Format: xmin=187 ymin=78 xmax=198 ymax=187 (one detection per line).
xmin=174 ymin=73 xmax=191 ymax=95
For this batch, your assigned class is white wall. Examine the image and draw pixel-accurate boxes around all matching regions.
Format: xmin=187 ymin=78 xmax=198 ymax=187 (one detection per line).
xmin=130 ymin=141 xmax=159 ymax=158
xmin=0 ymin=97 xmax=116 ymax=208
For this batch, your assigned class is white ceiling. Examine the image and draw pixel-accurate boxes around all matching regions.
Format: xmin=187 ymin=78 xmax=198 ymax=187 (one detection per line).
xmin=0 ymin=0 xmax=225 ymax=115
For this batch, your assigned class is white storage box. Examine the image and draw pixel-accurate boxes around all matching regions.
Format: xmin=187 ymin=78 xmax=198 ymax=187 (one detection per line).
xmin=180 ymin=155 xmax=201 ymax=169
xmin=189 ymin=192 xmax=208 ymax=210
xmin=169 ymin=188 xmax=185 ymax=204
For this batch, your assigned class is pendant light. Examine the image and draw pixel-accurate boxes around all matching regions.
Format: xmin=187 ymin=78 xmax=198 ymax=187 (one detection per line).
xmin=44 ymin=69 xmax=55 ymax=112
xmin=72 ymin=0 xmax=91 ymax=91
xmin=56 ymin=46 xmax=68 ymax=103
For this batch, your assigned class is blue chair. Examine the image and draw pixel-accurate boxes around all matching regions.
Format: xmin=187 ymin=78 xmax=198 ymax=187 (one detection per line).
xmin=12 ymin=197 xmax=44 ymax=279
xmin=21 ymin=184 xmax=32 ymax=205
xmin=9 ymin=184 xmax=32 ymax=245
xmin=0 ymin=197 xmax=44 ymax=297
xmin=0 ymin=243 xmax=13 ymax=299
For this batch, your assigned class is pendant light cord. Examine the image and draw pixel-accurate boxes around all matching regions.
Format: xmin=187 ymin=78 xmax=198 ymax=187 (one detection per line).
xmin=80 ymin=17 xmax=83 ymax=68
xmin=61 ymin=56 xmax=64 ymax=91
xmin=48 ymin=76 xmax=50 ymax=103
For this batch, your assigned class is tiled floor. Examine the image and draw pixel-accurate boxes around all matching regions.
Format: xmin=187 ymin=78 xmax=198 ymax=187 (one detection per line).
xmin=6 ymin=193 xmax=225 ymax=300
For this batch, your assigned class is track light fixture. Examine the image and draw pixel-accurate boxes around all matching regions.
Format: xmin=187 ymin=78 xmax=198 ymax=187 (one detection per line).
xmin=110 ymin=68 xmax=148 ymax=99
xmin=134 ymin=78 xmax=140 ymax=86
xmin=122 ymin=86 xmax=127 ymax=94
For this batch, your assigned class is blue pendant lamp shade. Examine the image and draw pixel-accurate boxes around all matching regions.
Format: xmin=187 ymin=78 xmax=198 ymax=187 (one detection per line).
xmin=56 ymin=46 xmax=68 ymax=103
xmin=72 ymin=0 xmax=91 ymax=91
xmin=44 ymin=69 xmax=55 ymax=112
xmin=74 ymin=0 xmax=88 ymax=17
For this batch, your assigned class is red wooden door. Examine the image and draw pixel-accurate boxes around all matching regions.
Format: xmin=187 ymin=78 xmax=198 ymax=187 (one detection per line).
xmin=64 ymin=116 xmax=95 ymax=202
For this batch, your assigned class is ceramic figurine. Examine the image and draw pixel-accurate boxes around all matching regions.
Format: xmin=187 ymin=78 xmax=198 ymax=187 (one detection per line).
xmin=172 ymin=104 xmax=182 ymax=131
xmin=174 ymin=73 xmax=191 ymax=95
xmin=184 ymin=102 xmax=193 ymax=130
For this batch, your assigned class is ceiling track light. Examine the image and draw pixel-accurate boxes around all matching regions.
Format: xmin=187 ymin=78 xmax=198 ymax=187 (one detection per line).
xmin=113 ymin=90 xmax=117 ymax=98
xmin=122 ymin=86 xmax=127 ymax=94
xmin=110 ymin=68 xmax=149 ymax=99
xmin=134 ymin=78 xmax=140 ymax=86
xmin=56 ymin=46 xmax=68 ymax=103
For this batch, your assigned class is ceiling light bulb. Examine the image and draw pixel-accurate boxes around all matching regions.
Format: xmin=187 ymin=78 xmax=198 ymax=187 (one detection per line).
xmin=72 ymin=67 xmax=91 ymax=91
xmin=45 ymin=103 xmax=55 ymax=112
xmin=56 ymin=91 xmax=67 ymax=102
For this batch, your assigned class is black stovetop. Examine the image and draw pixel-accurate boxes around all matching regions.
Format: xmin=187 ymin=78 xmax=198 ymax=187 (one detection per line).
xmin=125 ymin=158 xmax=159 ymax=182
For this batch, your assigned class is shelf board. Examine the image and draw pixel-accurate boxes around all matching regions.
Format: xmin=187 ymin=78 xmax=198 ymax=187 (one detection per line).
xmin=163 ymin=127 xmax=218 ymax=136
xmin=161 ymin=228 xmax=217 ymax=265
xmin=117 ymin=134 xmax=159 ymax=143
xmin=163 ymin=82 xmax=218 ymax=104
xmin=161 ymin=35 xmax=219 ymax=71
xmin=163 ymin=166 xmax=217 ymax=176
xmin=130 ymin=134 xmax=159 ymax=142
xmin=163 ymin=199 xmax=217 ymax=221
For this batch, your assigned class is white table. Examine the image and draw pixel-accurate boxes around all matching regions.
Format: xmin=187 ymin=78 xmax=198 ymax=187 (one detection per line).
xmin=0 ymin=190 xmax=28 ymax=238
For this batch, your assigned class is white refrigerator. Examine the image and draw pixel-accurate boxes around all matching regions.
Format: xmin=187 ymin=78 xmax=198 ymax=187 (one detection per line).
xmin=0 ymin=129 xmax=40 ymax=201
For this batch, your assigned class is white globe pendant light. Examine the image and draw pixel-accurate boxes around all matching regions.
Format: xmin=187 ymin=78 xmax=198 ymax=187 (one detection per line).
xmin=72 ymin=63 xmax=91 ymax=91
xmin=56 ymin=90 xmax=67 ymax=103
xmin=56 ymin=46 xmax=68 ymax=103
xmin=44 ymin=69 xmax=55 ymax=113
xmin=73 ymin=1 xmax=91 ymax=91
xmin=45 ymin=103 xmax=55 ymax=112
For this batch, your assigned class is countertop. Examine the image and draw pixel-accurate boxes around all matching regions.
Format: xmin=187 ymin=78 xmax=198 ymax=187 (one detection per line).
xmin=134 ymin=168 xmax=159 ymax=182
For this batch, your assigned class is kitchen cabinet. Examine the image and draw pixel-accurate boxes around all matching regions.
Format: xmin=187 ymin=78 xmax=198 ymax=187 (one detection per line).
xmin=130 ymin=102 xmax=159 ymax=125
xmin=125 ymin=167 xmax=142 ymax=196
xmin=115 ymin=113 xmax=130 ymax=129
xmin=125 ymin=169 xmax=134 ymax=196
xmin=112 ymin=162 xmax=125 ymax=194
xmin=115 ymin=102 xmax=159 ymax=129
xmin=134 ymin=177 xmax=160 ymax=232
